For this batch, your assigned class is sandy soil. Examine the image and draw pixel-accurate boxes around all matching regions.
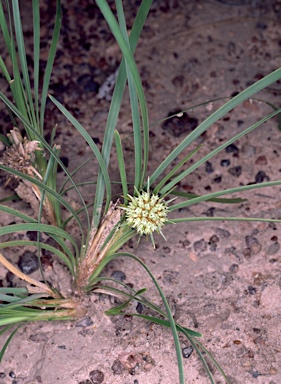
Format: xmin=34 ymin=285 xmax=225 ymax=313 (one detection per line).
xmin=0 ymin=1 xmax=281 ymax=383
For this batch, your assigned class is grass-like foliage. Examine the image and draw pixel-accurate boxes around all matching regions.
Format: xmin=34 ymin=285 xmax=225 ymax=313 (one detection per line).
xmin=0 ymin=1 xmax=281 ymax=382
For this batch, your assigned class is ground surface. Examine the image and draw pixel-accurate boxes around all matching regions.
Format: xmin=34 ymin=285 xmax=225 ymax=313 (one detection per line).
xmin=0 ymin=0 xmax=281 ymax=383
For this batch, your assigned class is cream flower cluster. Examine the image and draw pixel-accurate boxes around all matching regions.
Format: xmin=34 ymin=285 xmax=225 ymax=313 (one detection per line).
xmin=123 ymin=189 xmax=169 ymax=238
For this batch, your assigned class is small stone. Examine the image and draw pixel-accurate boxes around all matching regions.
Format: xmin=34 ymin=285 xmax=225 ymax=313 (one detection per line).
xmin=26 ymin=231 xmax=41 ymax=241
xmin=225 ymin=143 xmax=239 ymax=154
xmin=172 ymin=75 xmax=185 ymax=88
xmin=237 ymin=119 xmax=244 ymax=126
xmin=77 ymin=74 xmax=100 ymax=93
xmin=213 ymin=175 xmax=222 ymax=183
xmin=111 ymin=360 xmax=125 ymax=375
xmin=215 ymin=227 xmax=230 ymax=238
xmin=0 ymin=372 xmax=6 ymax=378
xmin=251 ymin=370 xmax=262 ymax=378
xmin=111 ymin=271 xmax=126 ymax=282
xmin=182 ymin=346 xmax=194 ymax=358
xmin=89 ymin=370 xmax=104 ymax=384
xmin=9 ymin=371 xmax=16 ymax=378
xmin=243 ymin=247 xmax=251 ymax=259
xmin=57 ymin=156 xmax=69 ymax=173
xmin=78 ymin=380 xmax=91 ymax=384
xmin=266 ymin=242 xmax=280 ymax=255
xmin=254 ymin=170 xmax=269 ymax=183
xmin=269 ymin=366 xmax=278 ymax=375
xmin=181 ymin=239 xmax=191 ymax=247
xmin=203 ymin=271 xmax=224 ymax=290
xmin=255 ymin=155 xmax=267 ymax=165
xmin=18 ymin=251 xmax=39 ymax=274
xmin=193 ymin=239 xmax=207 ymax=252
xmin=228 ymin=166 xmax=242 ymax=177
xmin=209 ymin=235 xmax=219 ymax=251
xmin=229 ymin=264 xmax=239 ymax=273
xmin=76 ymin=317 xmax=93 ymax=327
xmin=205 ymin=161 xmax=214 ymax=173
xmin=42 ymin=237 xmax=58 ymax=257
xmin=241 ymin=143 xmax=256 ymax=156
xmin=247 ymin=286 xmax=257 ymax=295
xmin=136 ymin=302 xmax=143 ymax=314
xmin=162 ymin=111 xmax=198 ymax=137
xmin=204 ymin=207 xmax=215 ymax=217
xmin=245 ymin=236 xmax=262 ymax=255
xmin=220 ymin=159 xmax=230 ymax=167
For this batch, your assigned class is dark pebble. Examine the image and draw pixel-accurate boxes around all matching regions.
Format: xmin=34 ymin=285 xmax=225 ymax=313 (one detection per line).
xmin=205 ymin=161 xmax=214 ymax=173
xmin=237 ymin=119 xmax=244 ymax=126
xmin=205 ymin=207 xmax=215 ymax=217
xmin=228 ymin=166 xmax=242 ymax=177
xmin=0 ymin=372 xmax=5 ymax=378
xmin=111 ymin=270 xmax=126 ymax=282
xmin=254 ymin=171 xmax=269 ymax=183
xmin=78 ymin=380 xmax=91 ymax=384
xmin=9 ymin=372 xmax=16 ymax=378
xmin=181 ymin=239 xmax=191 ymax=247
xmin=220 ymin=159 xmax=230 ymax=167
xmin=136 ymin=302 xmax=144 ymax=314
xmin=111 ymin=359 xmax=125 ymax=375
xmin=161 ymin=111 xmax=198 ymax=137
xmin=42 ymin=237 xmax=58 ymax=257
xmin=251 ymin=370 xmax=262 ymax=378
xmin=57 ymin=156 xmax=69 ymax=173
xmin=182 ymin=346 xmax=194 ymax=358
xmin=256 ymin=21 xmax=267 ymax=30
xmin=89 ymin=370 xmax=104 ymax=384
xmin=18 ymin=251 xmax=39 ymax=274
xmin=247 ymin=286 xmax=257 ymax=295
xmin=134 ymin=380 xmax=139 ymax=384
xmin=193 ymin=239 xmax=207 ymax=252
xmin=245 ymin=236 xmax=262 ymax=255
xmin=225 ymin=143 xmax=239 ymax=154
xmin=172 ymin=75 xmax=185 ymax=88
xmin=213 ymin=175 xmax=222 ymax=183
xmin=209 ymin=235 xmax=219 ymax=243
xmin=58 ymin=345 xmax=66 ymax=349
xmin=229 ymin=264 xmax=239 ymax=273
xmin=77 ymin=74 xmax=100 ymax=93
xmin=26 ymin=231 xmax=41 ymax=241
xmin=49 ymin=82 xmax=66 ymax=94
xmin=209 ymin=235 xmax=219 ymax=251
xmin=269 ymin=222 xmax=277 ymax=230
xmin=76 ymin=317 xmax=93 ymax=327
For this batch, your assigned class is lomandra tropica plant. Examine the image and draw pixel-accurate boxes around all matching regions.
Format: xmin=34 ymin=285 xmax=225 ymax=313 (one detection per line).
xmin=0 ymin=1 xmax=281 ymax=383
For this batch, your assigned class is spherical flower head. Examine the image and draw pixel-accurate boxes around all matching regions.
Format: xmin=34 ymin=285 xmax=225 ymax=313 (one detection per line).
xmin=122 ymin=188 xmax=169 ymax=245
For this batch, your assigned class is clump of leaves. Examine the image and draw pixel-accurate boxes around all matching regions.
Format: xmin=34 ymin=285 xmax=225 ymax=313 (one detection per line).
xmin=0 ymin=1 xmax=281 ymax=383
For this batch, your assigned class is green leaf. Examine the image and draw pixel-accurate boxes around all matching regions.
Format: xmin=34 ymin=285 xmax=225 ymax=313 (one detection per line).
xmin=114 ymin=130 xmax=128 ymax=200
